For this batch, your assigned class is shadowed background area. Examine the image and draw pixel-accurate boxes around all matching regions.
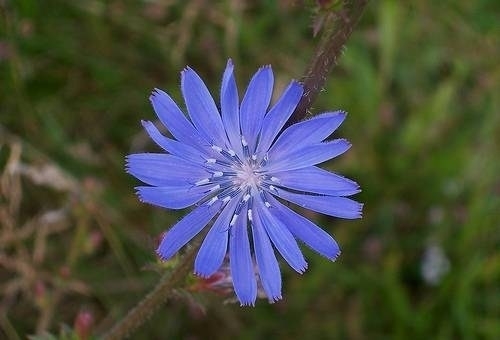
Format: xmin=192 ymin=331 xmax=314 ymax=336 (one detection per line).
xmin=1 ymin=0 xmax=499 ymax=338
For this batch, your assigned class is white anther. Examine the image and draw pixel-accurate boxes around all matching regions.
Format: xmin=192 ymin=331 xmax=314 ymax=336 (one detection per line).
xmin=269 ymin=185 xmax=277 ymax=191
xmin=228 ymin=149 xmax=236 ymax=156
xmin=270 ymin=176 xmax=280 ymax=183
xmin=206 ymin=158 xmax=217 ymax=164
xmin=264 ymin=201 xmax=271 ymax=208
xmin=247 ymin=209 xmax=253 ymax=221
xmin=209 ymin=184 xmax=221 ymax=192
xmin=213 ymin=171 xmax=223 ymax=177
xmin=211 ymin=145 xmax=223 ymax=152
xmin=222 ymin=196 xmax=231 ymax=203
xmin=230 ymin=214 xmax=239 ymax=226
xmin=251 ymin=154 xmax=257 ymax=161
xmin=243 ymin=194 xmax=251 ymax=202
xmin=195 ymin=178 xmax=210 ymax=186
xmin=241 ymin=136 xmax=248 ymax=147
xmin=207 ymin=196 xmax=218 ymax=205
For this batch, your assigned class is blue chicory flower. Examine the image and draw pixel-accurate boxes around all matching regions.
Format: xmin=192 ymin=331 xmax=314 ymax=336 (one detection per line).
xmin=126 ymin=60 xmax=362 ymax=306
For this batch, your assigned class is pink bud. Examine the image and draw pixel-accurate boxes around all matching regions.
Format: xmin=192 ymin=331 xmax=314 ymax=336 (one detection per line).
xmin=74 ymin=310 xmax=93 ymax=340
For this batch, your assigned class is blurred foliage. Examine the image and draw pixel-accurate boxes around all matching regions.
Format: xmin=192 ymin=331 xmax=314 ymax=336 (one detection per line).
xmin=1 ymin=0 xmax=499 ymax=339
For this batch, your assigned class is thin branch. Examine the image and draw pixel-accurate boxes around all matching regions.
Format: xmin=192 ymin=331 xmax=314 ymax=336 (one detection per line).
xmin=289 ymin=0 xmax=370 ymax=124
xmin=103 ymin=242 xmax=200 ymax=340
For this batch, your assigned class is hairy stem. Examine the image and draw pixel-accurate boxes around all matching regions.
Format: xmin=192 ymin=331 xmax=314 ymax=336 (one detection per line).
xmin=289 ymin=0 xmax=370 ymax=124
xmin=103 ymin=242 xmax=199 ymax=340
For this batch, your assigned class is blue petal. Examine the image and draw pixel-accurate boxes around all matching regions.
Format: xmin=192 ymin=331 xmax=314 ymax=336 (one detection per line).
xmin=265 ymin=139 xmax=351 ymax=172
xmin=181 ymin=67 xmax=228 ymax=147
xmin=149 ymin=88 xmax=206 ymax=148
xmin=251 ymin=207 xmax=282 ymax=302
xmin=135 ymin=185 xmax=212 ymax=209
xmin=195 ymin=196 xmax=240 ymax=277
xmin=256 ymin=81 xmax=303 ymax=155
xmin=126 ymin=153 xmax=208 ymax=186
xmin=157 ymin=202 xmax=222 ymax=260
xmin=239 ymin=65 xmax=274 ymax=152
xmin=268 ymin=166 xmax=360 ymax=196
xmin=269 ymin=111 xmax=346 ymax=157
xmin=229 ymin=204 xmax=257 ymax=306
xmin=272 ymin=187 xmax=363 ymax=219
xmin=220 ymin=59 xmax=243 ymax=155
xmin=141 ymin=120 xmax=206 ymax=164
xmin=255 ymin=200 xmax=307 ymax=273
xmin=267 ymin=195 xmax=341 ymax=260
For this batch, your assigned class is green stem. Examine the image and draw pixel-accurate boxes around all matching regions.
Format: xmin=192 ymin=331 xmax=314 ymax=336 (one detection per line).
xmin=102 ymin=242 xmax=199 ymax=340
xmin=289 ymin=0 xmax=370 ymax=124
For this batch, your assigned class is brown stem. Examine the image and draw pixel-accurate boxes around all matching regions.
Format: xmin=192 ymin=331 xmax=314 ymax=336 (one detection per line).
xmin=102 ymin=242 xmax=199 ymax=340
xmin=289 ymin=0 xmax=370 ymax=124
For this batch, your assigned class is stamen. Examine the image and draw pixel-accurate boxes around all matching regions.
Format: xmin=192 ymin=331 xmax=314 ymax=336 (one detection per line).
xmin=242 ymin=136 xmax=250 ymax=158
xmin=230 ymin=214 xmax=239 ymax=226
xmin=221 ymin=149 xmax=243 ymax=165
xmin=260 ymin=191 xmax=272 ymax=207
xmin=247 ymin=209 xmax=253 ymax=221
xmin=243 ymin=193 xmax=251 ymax=202
xmin=212 ymin=171 xmax=223 ymax=178
xmin=211 ymin=145 xmax=223 ymax=153
xmin=259 ymin=189 xmax=267 ymax=202
xmin=222 ymin=196 xmax=231 ymax=203
xmin=215 ymin=159 xmax=231 ymax=166
xmin=270 ymin=176 xmax=280 ymax=183
xmin=218 ymin=187 xmax=242 ymax=202
xmin=234 ymin=201 xmax=244 ymax=215
xmin=205 ymin=157 xmax=231 ymax=167
xmin=211 ymin=143 xmax=244 ymax=165
xmin=207 ymin=196 xmax=218 ymax=205
xmin=221 ymin=170 xmax=237 ymax=177
xmin=209 ymin=184 xmax=221 ymax=192
xmin=260 ymin=153 xmax=269 ymax=166
xmin=247 ymin=195 xmax=253 ymax=207
xmin=195 ymin=178 xmax=210 ymax=186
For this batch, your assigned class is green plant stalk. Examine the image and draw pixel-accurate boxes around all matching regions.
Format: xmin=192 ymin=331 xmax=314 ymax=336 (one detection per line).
xmin=289 ymin=0 xmax=370 ymax=124
xmin=103 ymin=1 xmax=369 ymax=338
xmin=103 ymin=240 xmax=200 ymax=340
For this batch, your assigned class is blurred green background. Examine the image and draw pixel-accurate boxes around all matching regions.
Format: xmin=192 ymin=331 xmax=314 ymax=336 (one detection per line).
xmin=1 ymin=0 xmax=499 ymax=339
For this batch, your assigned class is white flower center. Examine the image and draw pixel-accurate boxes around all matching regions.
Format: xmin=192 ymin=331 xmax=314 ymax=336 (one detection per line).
xmin=236 ymin=162 xmax=260 ymax=188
